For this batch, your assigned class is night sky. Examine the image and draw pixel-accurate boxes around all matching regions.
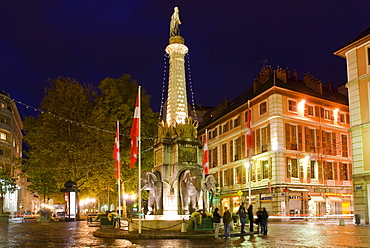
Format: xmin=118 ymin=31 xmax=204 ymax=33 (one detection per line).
xmin=1 ymin=1 xmax=369 ymax=118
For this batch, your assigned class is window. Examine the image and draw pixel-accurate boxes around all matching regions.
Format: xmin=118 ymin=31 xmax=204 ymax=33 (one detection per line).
xmin=322 ymin=131 xmax=336 ymax=155
xmin=210 ymin=147 xmax=218 ymax=168
xmin=213 ymin=172 xmax=219 ymax=186
xmin=287 ymin=157 xmax=298 ymax=178
xmin=305 ymin=128 xmax=316 ymax=152
xmin=222 ymin=123 xmax=229 ymax=133
xmin=285 ymin=124 xmax=302 ymax=150
xmin=324 ymin=161 xmax=334 ymax=180
xmin=224 ymin=168 xmax=233 ymax=186
xmin=233 ymin=137 xmax=241 ymax=161
xmin=340 ymin=163 xmax=349 ymax=181
xmin=212 ymin=128 xmax=218 ymax=138
xmin=323 ymin=109 xmax=331 ymax=120
xmin=307 ymin=105 xmax=314 ymax=116
xmin=0 ymin=102 xmax=4 ymax=109
xmin=261 ymin=126 xmax=270 ymax=152
xmin=0 ymin=132 xmax=7 ymax=140
xmin=0 ymin=149 xmax=4 ymax=155
xmin=341 ymin=134 xmax=348 ymax=157
xmin=233 ymin=117 xmax=240 ymax=128
xmin=368 ymin=47 xmax=370 ymax=65
xmin=310 ymin=160 xmax=318 ymax=179
xmin=259 ymin=101 xmax=267 ymax=115
xmin=261 ymin=160 xmax=270 ymax=179
xmin=339 ymin=113 xmax=346 ymax=123
xmin=288 ymin=100 xmax=297 ymax=112
xmin=235 ymin=166 xmax=246 ymax=184
xmin=222 ymin=143 xmax=227 ymax=164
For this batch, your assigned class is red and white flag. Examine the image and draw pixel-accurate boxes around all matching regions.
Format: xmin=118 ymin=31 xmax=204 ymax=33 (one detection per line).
xmin=246 ymin=103 xmax=252 ymax=158
xmin=113 ymin=121 xmax=120 ymax=179
xmin=203 ymin=129 xmax=209 ymax=175
xmin=130 ymin=93 xmax=140 ymax=169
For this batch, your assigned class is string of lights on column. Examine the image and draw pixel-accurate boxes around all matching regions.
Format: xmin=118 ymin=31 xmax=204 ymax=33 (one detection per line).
xmin=159 ymin=53 xmax=169 ymax=120
xmin=186 ymin=53 xmax=197 ymax=119
xmin=12 ymin=99 xmax=157 ymax=141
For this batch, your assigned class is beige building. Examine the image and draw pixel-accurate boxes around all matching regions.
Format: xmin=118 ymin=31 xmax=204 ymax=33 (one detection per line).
xmin=334 ymin=27 xmax=370 ymax=224
xmin=0 ymin=90 xmax=37 ymax=215
xmin=199 ymin=67 xmax=353 ymax=218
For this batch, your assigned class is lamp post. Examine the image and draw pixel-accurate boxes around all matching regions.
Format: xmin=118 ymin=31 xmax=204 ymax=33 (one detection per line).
xmin=244 ymin=162 xmax=251 ymax=205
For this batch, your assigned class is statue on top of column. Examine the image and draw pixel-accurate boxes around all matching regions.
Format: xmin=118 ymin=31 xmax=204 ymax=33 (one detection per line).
xmin=170 ymin=7 xmax=181 ymax=37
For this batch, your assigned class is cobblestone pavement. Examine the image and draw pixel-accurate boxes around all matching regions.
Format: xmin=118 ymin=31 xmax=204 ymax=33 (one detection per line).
xmin=1 ymin=218 xmax=370 ymax=247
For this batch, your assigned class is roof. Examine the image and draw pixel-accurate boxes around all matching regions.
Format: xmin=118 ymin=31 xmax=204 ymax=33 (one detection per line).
xmin=334 ymin=26 xmax=370 ymax=58
xmin=199 ymin=69 xmax=348 ymax=130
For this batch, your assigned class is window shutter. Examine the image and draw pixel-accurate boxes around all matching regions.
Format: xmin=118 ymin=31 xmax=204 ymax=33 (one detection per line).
xmin=339 ymin=162 xmax=343 ymax=180
xmin=318 ymin=161 xmax=323 ymax=181
xmin=230 ymin=140 xmax=233 ymax=162
xmin=286 ymin=157 xmax=290 ymax=178
xmin=315 ymin=106 xmax=320 ymax=117
xmin=349 ymin=163 xmax=352 ymax=181
xmin=305 ymin=127 xmax=309 ymax=152
xmin=285 ymin=123 xmax=290 ymax=150
xmin=316 ymin=129 xmax=321 ymax=153
xmin=333 ymin=162 xmax=338 ymax=180
xmin=346 ymin=114 xmax=350 ymax=124
xmin=332 ymin=133 xmax=337 ymax=156
xmin=252 ymin=131 xmax=255 ymax=155
xmin=267 ymin=124 xmax=271 ymax=148
xmin=268 ymin=157 xmax=272 ymax=179
xmin=241 ymin=134 xmax=245 ymax=158
xmin=256 ymin=128 xmax=261 ymax=154
xmin=251 ymin=162 xmax=256 ymax=182
xmin=298 ymin=125 xmax=303 ymax=151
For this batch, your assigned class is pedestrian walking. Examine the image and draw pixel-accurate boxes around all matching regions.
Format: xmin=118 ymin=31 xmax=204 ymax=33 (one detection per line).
xmin=238 ymin=202 xmax=246 ymax=234
xmin=212 ymin=208 xmax=221 ymax=238
xmin=222 ymin=207 xmax=232 ymax=239
xmin=247 ymin=205 xmax=254 ymax=233
xmin=260 ymin=207 xmax=269 ymax=235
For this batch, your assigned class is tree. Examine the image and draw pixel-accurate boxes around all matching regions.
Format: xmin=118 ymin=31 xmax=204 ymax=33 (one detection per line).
xmin=22 ymin=75 xmax=158 ymax=212
xmin=0 ymin=166 xmax=18 ymax=213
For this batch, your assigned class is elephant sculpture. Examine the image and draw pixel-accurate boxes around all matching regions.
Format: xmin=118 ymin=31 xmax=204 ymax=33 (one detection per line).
xmin=141 ymin=172 xmax=163 ymax=215
xmin=202 ymin=174 xmax=216 ymax=212
xmin=179 ymin=169 xmax=202 ymax=215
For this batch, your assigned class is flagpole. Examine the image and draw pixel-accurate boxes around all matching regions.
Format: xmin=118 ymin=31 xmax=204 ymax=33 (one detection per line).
xmin=138 ymin=86 xmax=142 ymax=234
xmin=117 ymin=121 xmax=121 ymax=218
xmin=247 ymin=101 xmax=252 ymax=206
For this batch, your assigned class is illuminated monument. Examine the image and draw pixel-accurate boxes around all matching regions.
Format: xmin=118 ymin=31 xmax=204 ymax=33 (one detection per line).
xmin=141 ymin=7 xmax=216 ymax=222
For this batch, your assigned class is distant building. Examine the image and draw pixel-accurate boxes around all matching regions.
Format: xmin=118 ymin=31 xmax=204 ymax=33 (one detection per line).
xmin=198 ymin=67 xmax=353 ymax=217
xmin=334 ymin=26 xmax=370 ymax=224
xmin=0 ymin=90 xmax=37 ymax=215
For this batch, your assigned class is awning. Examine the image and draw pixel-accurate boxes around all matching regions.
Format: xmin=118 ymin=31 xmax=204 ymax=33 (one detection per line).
xmin=327 ymin=196 xmax=342 ymax=202
xmin=310 ymin=196 xmax=326 ymax=202
xmin=288 ymin=188 xmax=309 ymax=192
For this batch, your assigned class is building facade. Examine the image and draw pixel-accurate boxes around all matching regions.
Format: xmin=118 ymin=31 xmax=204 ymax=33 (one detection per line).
xmin=334 ymin=27 xmax=370 ymax=224
xmin=0 ymin=90 xmax=37 ymax=215
xmin=199 ymin=67 xmax=353 ymax=218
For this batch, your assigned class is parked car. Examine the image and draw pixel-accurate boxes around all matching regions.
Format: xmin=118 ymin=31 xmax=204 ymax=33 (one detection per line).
xmin=23 ymin=212 xmax=35 ymax=219
xmin=55 ymin=211 xmax=66 ymax=220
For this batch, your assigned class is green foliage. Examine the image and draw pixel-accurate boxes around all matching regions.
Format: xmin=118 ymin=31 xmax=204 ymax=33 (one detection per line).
xmin=0 ymin=166 xmax=18 ymax=213
xmin=22 ymin=75 xmax=158 ymax=208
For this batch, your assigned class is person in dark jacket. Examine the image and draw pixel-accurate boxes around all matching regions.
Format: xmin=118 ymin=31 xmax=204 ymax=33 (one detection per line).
xmin=247 ymin=205 xmax=254 ymax=233
xmin=238 ymin=202 xmax=247 ymax=234
xmin=222 ymin=207 xmax=232 ymax=239
xmin=260 ymin=207 xmax=269 ymax=235
xmin=256 ymin=208 xmax=263 ymax=234
xmin=212 ymin=208 xmax=221 ymax=238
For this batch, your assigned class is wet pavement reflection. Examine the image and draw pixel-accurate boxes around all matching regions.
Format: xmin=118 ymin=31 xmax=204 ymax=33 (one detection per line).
xmin=1 ymin=218 xmax=370 ymax=247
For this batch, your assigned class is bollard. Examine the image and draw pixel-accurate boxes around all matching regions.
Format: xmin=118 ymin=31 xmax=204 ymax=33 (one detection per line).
xmin=129 ymin=219 xmax=135 ymax=232
xmin=339 ymin=219 xmax=345 ymax=226
xmin=181 ymin=219 xmax=187 ymax=232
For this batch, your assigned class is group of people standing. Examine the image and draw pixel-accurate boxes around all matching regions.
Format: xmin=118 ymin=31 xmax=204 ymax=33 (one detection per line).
xmin=212 ymin=203 xmax=269 ymax=239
